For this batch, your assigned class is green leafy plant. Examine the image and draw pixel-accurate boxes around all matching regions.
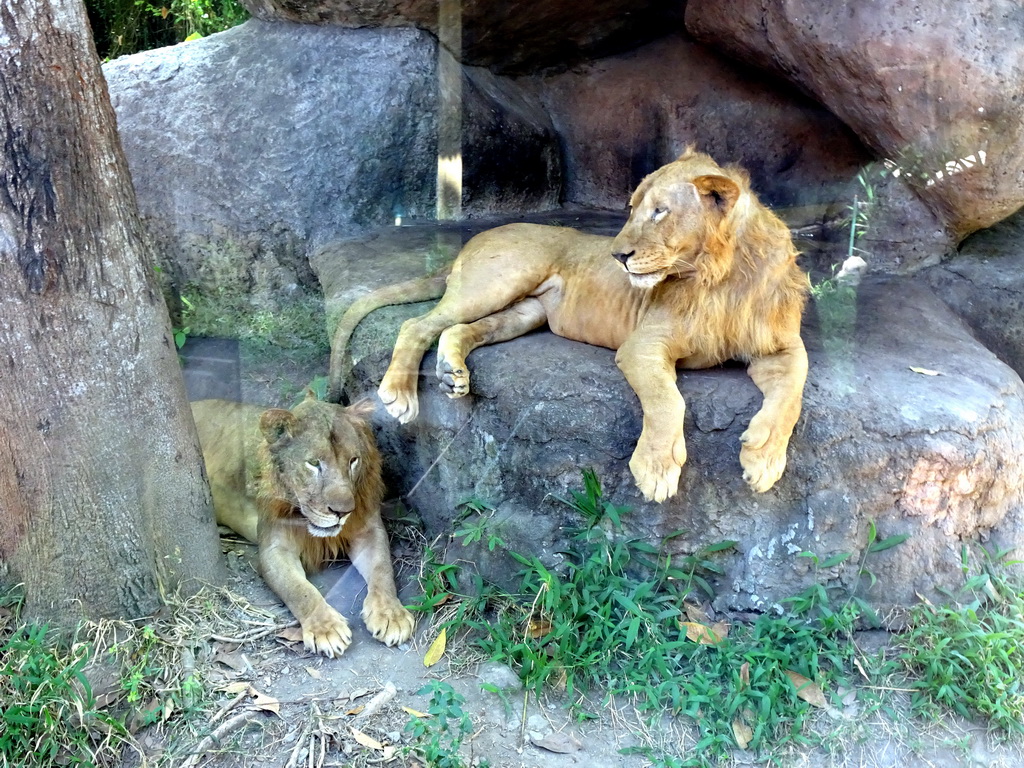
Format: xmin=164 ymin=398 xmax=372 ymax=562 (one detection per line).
xmin=86 ymin=0 xmax=249 ymax=59
xmin=901 ymin=546 xmax=1024 ymax=733
xmin=404 ymin=681 xmax=487 ymax=768
xmin=846 ymin=168 xmax=876 ymax=262
xmin=453 ymin=498 xmax=507 ymax=552
xmin=173 ymin=294 xmax=194 ymax=349
xmin=417 ymin=471 xmax=911 ymax=767
xmin=0 ymin=625 xmax=128 ymax=768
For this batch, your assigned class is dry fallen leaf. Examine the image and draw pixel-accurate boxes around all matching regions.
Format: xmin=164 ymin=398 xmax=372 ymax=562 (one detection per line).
xmin=732 ymin=718 xmax=753 ymax=749
xmin=349 ymin=726 xmax=384 ymax=751
xmin=277 ymin=626 xmax=303 ymax=643
xmin=304 ymin=666 xmax=322 ymax=679
xmin=684 ymin=600 xmax=710 ymax=624
xmin=531 ymin=732 xmax=582 ymax=754
xmin=213 ymin=649 xmax=250 ymax=673
xmin=710 ymin=621 xmax=730 ymax=641
xmin=345 ymin=705 xmax=365 ymax=716
xmin=248 ymin=687 xmax=281 ymax=714
xmin=785 ymin=670 xmax=829 ymax=709
xmin=909 ymin=366 xmax=941 ymax=376
xmin=424 ymin=627 xmax=447 ymax=667
xmin=681 ymin=622 xmax=723 ymax=644
xmin=739 ymin=661 xmax=750 ymax=690
xmin=401 ymin=706 xmax=430 ymax=718
xmin=525 ymin=619 xmax=553 ymax=638
xmin=220 ymin=681 xmax=250 ymax=695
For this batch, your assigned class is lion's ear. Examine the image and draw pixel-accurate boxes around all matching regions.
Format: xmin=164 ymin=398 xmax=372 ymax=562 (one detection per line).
xmin=693 ymin=174 xmax=741 ymax=217
xmin=259 ymin=409 xmax=296 ymax=444
xmin=345 ymin=396 xmax=377 ymax=423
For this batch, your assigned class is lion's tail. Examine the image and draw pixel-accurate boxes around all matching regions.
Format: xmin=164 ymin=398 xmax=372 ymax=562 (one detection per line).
xmin=327 ymin=271 xmax=450 ymax=403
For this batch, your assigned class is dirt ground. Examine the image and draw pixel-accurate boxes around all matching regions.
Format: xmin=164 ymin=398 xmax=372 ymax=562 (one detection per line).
xmin=168 ymin=338 xmax=1024 ymax=768
xmin=126 ymin=525 xmax=1023 ymax=768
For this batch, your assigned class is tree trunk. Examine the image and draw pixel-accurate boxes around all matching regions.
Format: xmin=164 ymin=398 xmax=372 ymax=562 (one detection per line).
xmin=0 ymin=0 xmax=224 ymax=624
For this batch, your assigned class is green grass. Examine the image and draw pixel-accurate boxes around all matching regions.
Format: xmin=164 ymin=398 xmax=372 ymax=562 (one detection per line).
xmin=0 ymin=587 xmax=284 ymax=768
xmin=900 ymin=547 xmax=1024 ymax=733
xmin=0 ymin=595 xmax=129 ymax=768
xmin=413 ymin=470 xmax=1023 ymax=766
xmin=404 ymin=681 xmax=489 ymax=768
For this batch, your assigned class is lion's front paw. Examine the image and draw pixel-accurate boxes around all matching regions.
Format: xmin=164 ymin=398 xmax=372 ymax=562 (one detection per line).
xmin=300 ymin=602 xmax=352 ymax=658
xmin=629 ymin=439 xmax=686 ymax=503
xmin=436 ymin=355 xmax=470 ymax=399
xmin=378 ymin=381 xmax=419 ymax=424
xmin=362 ymin=594 xmax=416 ymax=647
xmin=739 ymin=416 xmax=789 ymax=493
xmin=628 ymin=429 xmax=686 ymax=503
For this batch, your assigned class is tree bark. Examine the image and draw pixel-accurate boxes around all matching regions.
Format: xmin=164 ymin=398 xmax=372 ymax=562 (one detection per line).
xmin=0 ymin=0 xmax=224 ymax=624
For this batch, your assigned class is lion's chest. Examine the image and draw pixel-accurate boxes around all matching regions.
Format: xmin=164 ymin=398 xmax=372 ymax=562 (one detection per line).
xmin=536 ymin=266 xmax=645 ymax=351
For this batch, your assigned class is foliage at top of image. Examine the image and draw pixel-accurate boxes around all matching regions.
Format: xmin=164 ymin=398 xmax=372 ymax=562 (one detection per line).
xmin=86 ymin=0 xmax=249 ymax=60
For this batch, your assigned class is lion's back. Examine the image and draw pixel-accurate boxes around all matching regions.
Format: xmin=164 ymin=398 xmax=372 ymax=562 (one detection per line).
xmin=190 ymin=399 xmax=263 ymax=497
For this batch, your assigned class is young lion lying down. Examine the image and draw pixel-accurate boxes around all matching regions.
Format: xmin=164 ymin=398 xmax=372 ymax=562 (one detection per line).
xmin=191 ymin=396 xmax=415 ymax=657
xmin=329 ymin=148 xmax=809 ymax=503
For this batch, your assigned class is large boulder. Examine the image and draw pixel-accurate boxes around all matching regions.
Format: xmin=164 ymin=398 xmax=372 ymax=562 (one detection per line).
xmin=317 ymin=221 xmax=1024 ymax=616
xmin=686 ymin=0 xmax=1024 ymax=245
xmin=526 ymin=34 xmax=870 ymax=213
xmin=927 ymin=208 xmax=1024 ymax=378
xmin=238 ymin=0 xmax=683 ymax=73
xmin=102 ymin=20 xmax=560 ymax=309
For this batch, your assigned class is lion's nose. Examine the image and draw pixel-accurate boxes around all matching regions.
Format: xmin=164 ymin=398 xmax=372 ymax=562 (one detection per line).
xmin=612 ymin=250 xmax=634 ymax=265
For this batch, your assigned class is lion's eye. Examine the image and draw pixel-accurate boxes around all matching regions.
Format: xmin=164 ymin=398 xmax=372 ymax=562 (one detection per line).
xmin=651 ymin=207 xmax=668 ymax=223
xmin=305 ymin=459 xmax=321 ymax=474
xmin=349 ymin=456 xmax=360 ymax=474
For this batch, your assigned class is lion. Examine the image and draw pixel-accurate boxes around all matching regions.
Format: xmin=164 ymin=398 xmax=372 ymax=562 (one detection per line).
xmin=190 ymin=396 xmax=415 ymax=657
xmin=328 ymin=148 xmax=809 ymax=503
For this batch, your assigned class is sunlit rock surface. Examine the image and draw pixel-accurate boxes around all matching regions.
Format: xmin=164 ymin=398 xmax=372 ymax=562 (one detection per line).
xmin=102 ymin=20 xmax=559 ymax=301
xmin=317 ymin=221 xmax=1024 ymax=616
xmin=686 ymin=0 xmax=1024 ymax=244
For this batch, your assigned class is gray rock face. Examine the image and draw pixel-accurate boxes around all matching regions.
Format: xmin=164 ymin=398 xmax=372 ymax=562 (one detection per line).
xmin=927 ymin=209 xmax=1024 ymax=378
xmin=317 ymin=222 xmax=1024 ymax=616
xmin=238 ymin=0 xmax=683 ymax=73
xmin=686 ymin=0 xmax=1024 ymax=244
xmin=102 ymin=20 xmax=559 ymax=303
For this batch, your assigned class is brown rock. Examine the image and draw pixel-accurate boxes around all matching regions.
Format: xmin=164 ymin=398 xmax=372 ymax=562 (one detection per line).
xmin=686 ymin=0 xmax=1024 ymax=242
xmin=526 ymin=34 xmax=870 ymax=212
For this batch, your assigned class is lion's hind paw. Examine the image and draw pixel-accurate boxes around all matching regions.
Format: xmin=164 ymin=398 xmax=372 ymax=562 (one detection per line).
xmin=363 ymin=596 xmax=416 ymax=647
xmin=436 ymin=355 xmax=470 ymax=399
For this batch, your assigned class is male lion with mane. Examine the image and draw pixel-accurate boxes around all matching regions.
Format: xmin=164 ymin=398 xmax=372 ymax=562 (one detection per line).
xmin=329 ymin=148 xmax=808 ymax=502
xmin=191 ymin=396 xmax=415 ymax=657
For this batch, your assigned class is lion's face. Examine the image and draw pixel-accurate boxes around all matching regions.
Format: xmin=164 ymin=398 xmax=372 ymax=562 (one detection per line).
xmin=611 ymin=156 xmax=742 ymax=290
xmin=259 ymin=398 xmax=376 ymax=539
